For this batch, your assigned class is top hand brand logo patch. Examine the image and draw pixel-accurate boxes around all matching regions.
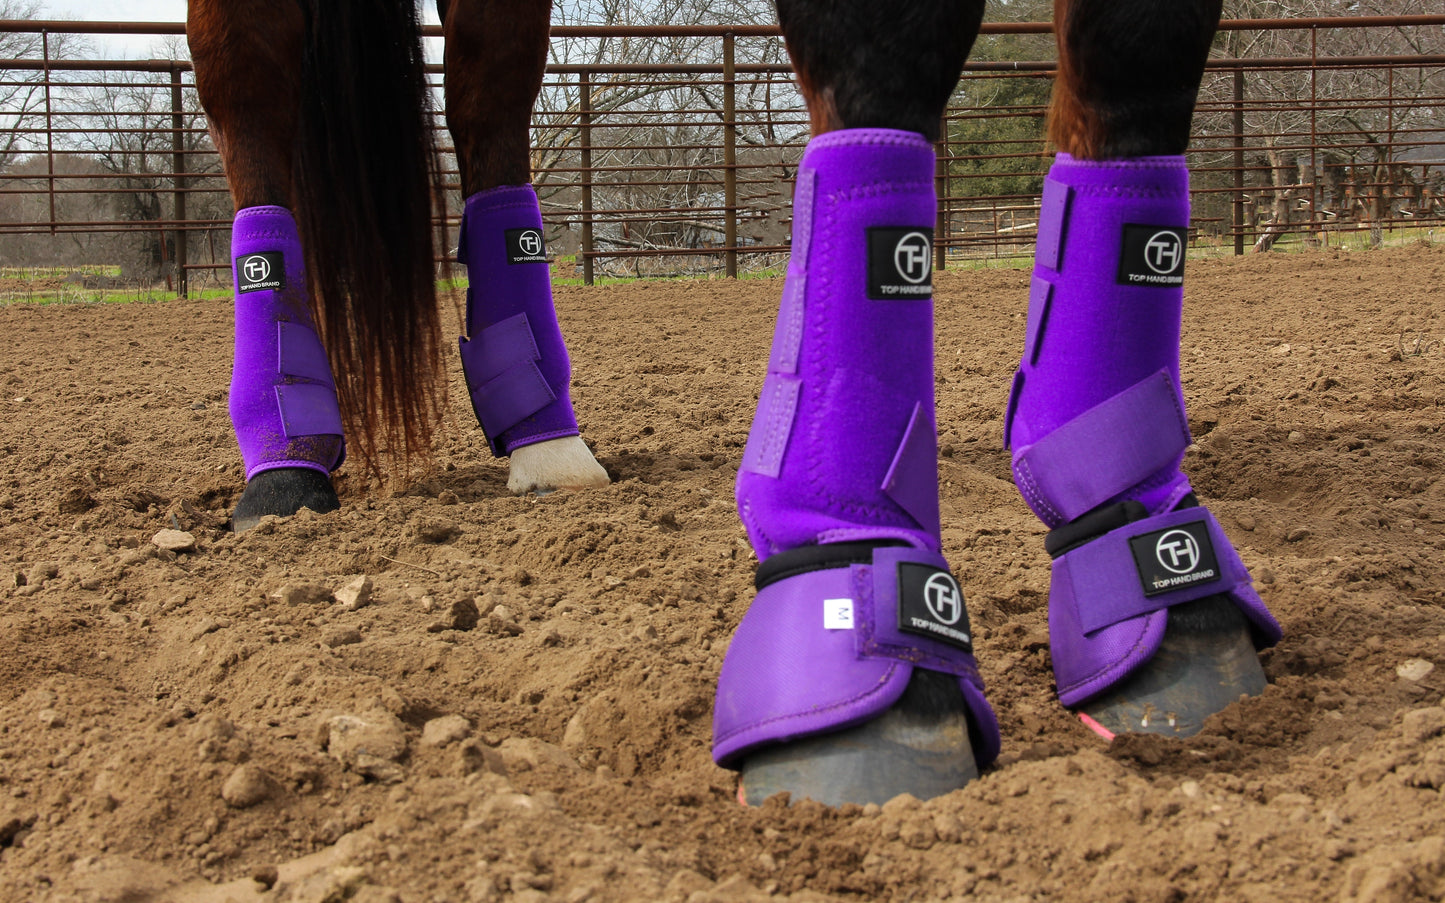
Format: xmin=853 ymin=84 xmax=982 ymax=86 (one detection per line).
xmin=506 ymin=228 xmax=548 ymax=264
xmin=868 ymin=227 xmax=934 ymax=299
xmin=1117 ymin=224 xmax=1187 ymax=287
xmin=1128 ymin=519 xmax=1222 ymax=597
xmin=236 ymin=251 xmax=285 ymax=294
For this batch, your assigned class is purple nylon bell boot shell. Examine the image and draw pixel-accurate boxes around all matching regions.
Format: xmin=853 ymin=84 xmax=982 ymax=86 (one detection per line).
xmin=229 ymin=206 xmax=344 ymax=481
xmin=714 ymin=129 xmax=999 ymax=771
xmin=1004 ymin=154 xmax=1281 ymax=707
xmin=456 ymin=184 xmax=579 ymax=457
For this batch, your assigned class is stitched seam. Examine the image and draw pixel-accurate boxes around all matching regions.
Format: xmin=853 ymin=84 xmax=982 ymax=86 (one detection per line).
xmin=714 ymin=662 xmax=903 ymax=744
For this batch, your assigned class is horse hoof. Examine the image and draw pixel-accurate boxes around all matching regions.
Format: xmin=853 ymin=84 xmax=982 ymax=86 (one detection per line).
xmin=232 ymin=467 xmax=340 ymax=532
xmin=507 ymin=436 xmax=610 ymax=494
xmin=737 ymin=670 xmax=978 ymax=807
xmin=1076 ymin=595 xmax=1266 ymax=739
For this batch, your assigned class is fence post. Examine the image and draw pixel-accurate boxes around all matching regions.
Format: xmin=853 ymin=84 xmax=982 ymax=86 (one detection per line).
xmin=171 ymin=64 xmax=188 ymax=298
xmin=43 ymin=30 xmax=56 ymax=235
xmin=579 ymin=70 xmax=595 ymax=286
xmin=935 ymin=111 xmax=947 ymax=272
xmin=1233 ymin=67 xmax=1245 ymax=256
xmin=723 ymin=31 xmax=738 ymax=278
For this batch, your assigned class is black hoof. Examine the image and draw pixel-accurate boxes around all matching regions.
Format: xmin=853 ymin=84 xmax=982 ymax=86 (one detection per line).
xmin=738 ymin=669 xmax=978 ymax=807
xmin=232 ymin=467 xmax=340 ymax=533
xmin=1077 ymin=594 xmax=1266 ymax=738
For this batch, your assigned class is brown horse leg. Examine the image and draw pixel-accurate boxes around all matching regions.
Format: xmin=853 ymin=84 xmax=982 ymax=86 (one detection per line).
xmin=189 ymin=0 xmax=341 ymax=529
xmin=1013 ymin=0 xmax=1278 ymax=738
xmin=188 ymin=0 xmax=304 ymax=208
xmin=717 ymin=0 xmax=992 ymax=807
xmin=1049 ymin=0 xmax=1222 ymax=158
xmin=442 ymin=0 xmax=609 ymax=493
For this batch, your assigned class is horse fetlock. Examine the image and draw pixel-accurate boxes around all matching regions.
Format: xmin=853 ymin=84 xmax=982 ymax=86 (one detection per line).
xmin=229 ymin=206 xmax=345 ymax=481
xmin=506 ymin=436 xmax=609 ymax=495
xmin=1006 ymin=154 xmax=1281 ymax=722
xmin=457 ymin=185 xmax=581 ymax=458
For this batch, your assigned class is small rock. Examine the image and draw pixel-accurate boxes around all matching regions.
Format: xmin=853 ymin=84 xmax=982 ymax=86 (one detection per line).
xmin=421 ymin=714 xmax=471 ymax=747
xmin=335 ymin=575 xmax=373 ymax=611
xmin=221 ymin=764 xmax=279 ymax=808
xmin=427 ymin=598 xmax=480 ymax=633
xmin=152 ymin=529 xmax=197 ymax=553
xmin=323 ymin=627 xmax=363 ymax=648
xmin=25 ymin=562 xmax=59 ymax=586
xmin=274 ymin=584 xmax=333 ymax=606
xmin=1235 ymin=514 xmax=1257 ymax=532
xmin=1287 ymin=431 xmax=1305 ymax=444
xmin=1285 ymin=527 xmax=1311 ymax=543
xmin=328 ymin=711 xmax=409 ymax=775
xmin=1397 ymin=659 xmax=1436 ymax=682
xmin=188 ymin=618 xmax=222 ymax=642
xmin=37 ymin=708 xmax=64 ymax=729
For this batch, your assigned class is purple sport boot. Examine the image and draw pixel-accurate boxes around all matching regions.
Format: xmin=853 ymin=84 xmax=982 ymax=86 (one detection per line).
xmin=228 ymin=206 xmax=343 ymax=532
xmin=1005 ymin=154 xmax=1282 ymax=737
xmin=713 ymin=129 xmax=999 ymax=806
xmin=457 ymin=185 xmax=580 ymax=457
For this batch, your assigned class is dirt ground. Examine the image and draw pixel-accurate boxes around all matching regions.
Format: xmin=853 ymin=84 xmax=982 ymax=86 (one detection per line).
xmin=1 ymin=245 xmax=1444 ymax=903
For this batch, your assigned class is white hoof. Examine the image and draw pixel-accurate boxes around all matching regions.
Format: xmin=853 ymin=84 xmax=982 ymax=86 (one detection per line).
xmin=507 ymin=435 xmax=610 ymax=494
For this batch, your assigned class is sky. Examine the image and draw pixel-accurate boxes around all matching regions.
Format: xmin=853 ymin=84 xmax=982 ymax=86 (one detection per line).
xmin=35 ymin=1 xmax=443 ymax=59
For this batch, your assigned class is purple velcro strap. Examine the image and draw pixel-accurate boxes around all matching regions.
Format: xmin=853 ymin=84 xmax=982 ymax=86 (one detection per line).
xmin=738 ymin=374 xmax=801 ymax=479
xmin=458 ymin=312 xmax=540 ymax=386
xmin=468 ymin=360 xmax=556 ymax=442
xmin=1050 ymin=505 xmax=1284 ymax=706
xmin=1058 ymin=508 xmax=1251 ymax=635
xmin=277 ymin=322 xmax=334 ymax=386
xmin=276 ymin=383 xmax=344 ymax=438
xmin=880 ymin=403 xmax=941 ymax=536
xmin=1012 ymin=370 xmax=1189 ymax=526
xmin=1034 ymin=177 xmax=1072 ymax=272
xmin=458 ymin=312 xmax=557 ymax=455
xmin=712 ymin=547 xmax=999 ymax=770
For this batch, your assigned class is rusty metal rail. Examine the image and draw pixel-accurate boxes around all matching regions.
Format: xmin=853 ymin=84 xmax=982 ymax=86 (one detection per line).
xmin=0 ymin=17 xmax=1441 ymax=294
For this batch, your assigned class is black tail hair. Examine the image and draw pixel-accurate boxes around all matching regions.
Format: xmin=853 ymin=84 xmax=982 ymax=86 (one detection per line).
xmin=294 ymin=0 xmax=442 ymax=478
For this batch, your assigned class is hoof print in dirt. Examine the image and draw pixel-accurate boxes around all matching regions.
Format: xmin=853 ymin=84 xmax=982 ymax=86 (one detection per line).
xmin=232 ymin=467 xmax=340 ymax=533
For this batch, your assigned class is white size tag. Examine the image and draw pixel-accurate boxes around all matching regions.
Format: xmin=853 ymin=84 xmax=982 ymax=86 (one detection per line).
xmin=824 ymin=599 xmax=854 ymax=630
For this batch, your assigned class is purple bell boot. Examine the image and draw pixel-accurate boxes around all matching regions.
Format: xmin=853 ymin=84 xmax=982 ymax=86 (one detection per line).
xmin=1005 ymin=154 xmax=1282 ymax=735
xmin=229 ymin=206 xmax=345 ymax=481
xmin=456 ymin=185 xmax=580 ymax=457
xmin=712 ymin=129 xmax=999 ymax=805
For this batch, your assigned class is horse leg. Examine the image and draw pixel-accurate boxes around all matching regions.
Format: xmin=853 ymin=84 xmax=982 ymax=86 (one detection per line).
xmin=442 ymin=0 xmax=609 ymax=494
xmin=1005 ymin=0 xmax=1281 ymax=738
xmin=188 ymin=0 xmax=343 ymax=531
xmin=711 ymin=0 xmax=1000 ymax=806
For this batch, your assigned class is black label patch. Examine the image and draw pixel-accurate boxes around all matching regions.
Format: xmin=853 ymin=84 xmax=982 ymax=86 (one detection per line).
xmin=1128 ymin=519 xmax=1222 ymax=597
xmin=506 ymin=228 xmax=548 ymax=264
xmin=897 ymin=563 xmax=972 ymax=652
xmin=236 ymin=251 xmax=285 ymax=294
xmin=867 ymin=228 xmax=933 ymax=300
xmin=1117 ymin=224 xmax=1186 ymax=287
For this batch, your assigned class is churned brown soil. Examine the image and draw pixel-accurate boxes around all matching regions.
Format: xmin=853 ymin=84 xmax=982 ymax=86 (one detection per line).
xmin=1 ymin=244 xmax=1444 ymax=903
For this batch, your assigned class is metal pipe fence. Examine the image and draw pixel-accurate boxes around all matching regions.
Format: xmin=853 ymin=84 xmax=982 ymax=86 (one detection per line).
xmin=0 ymin=16 xmax=1442 ymax=295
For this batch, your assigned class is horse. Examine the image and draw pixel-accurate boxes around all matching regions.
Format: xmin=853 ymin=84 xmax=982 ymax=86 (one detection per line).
xmin=186 ymin=0 xmax=1281 ymax=807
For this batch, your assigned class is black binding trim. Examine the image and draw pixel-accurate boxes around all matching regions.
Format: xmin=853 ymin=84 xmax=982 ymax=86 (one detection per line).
xmin=755 ymin=540 xmax=908 ymax=591
xmin=1044 ymin=492 xmax=1200 ymax=559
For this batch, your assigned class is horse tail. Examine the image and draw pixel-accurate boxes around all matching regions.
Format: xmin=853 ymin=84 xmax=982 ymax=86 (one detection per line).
xmin=294 ymin=0 xmax=442 ymax=478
